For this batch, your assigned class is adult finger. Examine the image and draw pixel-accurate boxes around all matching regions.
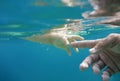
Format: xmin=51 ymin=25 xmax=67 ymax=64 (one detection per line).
xmin=92 ymin=60 xmax=105 ymax=74
xmin=68 ymin=38 xmax=79 ymax=53
xmin=71 ymin=39 xmax=101 ymax=48
xmin=102 ymin=67 xmax=114 ymax=81
xmin=80 ymin=54 xmax=100 ymax=70
xmin=90 ymin=33 xmax=120 ymax=54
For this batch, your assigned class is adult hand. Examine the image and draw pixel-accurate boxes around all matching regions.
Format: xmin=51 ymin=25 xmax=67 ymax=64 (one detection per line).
xmin=71 ymin=33 xmax=120 ymax=81
xmin=98 ymin=16 xmax=120 ymax=26
xmin=82 ymin=0 xmax=120 ymax=18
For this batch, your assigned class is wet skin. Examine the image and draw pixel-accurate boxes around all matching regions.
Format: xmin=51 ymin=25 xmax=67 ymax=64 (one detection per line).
xmin=83 ymin=0 xmax=120 ymax=26
xmin=24 ymin=24 xmax=84 ymax=56
xmin=71 ymin=33 xmax=120 ymax=81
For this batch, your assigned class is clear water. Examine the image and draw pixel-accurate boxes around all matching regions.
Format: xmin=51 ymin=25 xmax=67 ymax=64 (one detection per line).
xmin=0 ymin=0 xmax=120 ymax=81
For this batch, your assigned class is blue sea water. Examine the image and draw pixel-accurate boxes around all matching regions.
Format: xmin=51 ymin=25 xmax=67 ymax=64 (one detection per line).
xmin=0 ymin=0 xmax=120 ymax=81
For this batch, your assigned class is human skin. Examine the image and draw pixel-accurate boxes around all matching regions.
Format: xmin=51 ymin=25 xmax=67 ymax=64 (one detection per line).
xmin=83 ymin=0 xmax=120 ymax=17
xmin=71 ymin=33 xmax=120 ymax=81
xmin=24 ymin=25 xmax=84 ymax=56
xmin=98 ymin=16 xmax=120 ymax=26
xmin=82 ymin=0 xmax=120 ymax=26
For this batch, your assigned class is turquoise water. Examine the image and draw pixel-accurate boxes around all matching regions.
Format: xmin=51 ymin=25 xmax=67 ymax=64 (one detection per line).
xmin=0 ymin=0 xmax=120 ymax=81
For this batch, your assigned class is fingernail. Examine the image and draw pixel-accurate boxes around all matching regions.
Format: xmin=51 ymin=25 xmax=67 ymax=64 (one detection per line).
xmin=80 ymin=63 xmax=88 ymax=70
xmin=102 ymin=73 xmax=110 ymax=81
xmin=89 ymin=48 xmax=97 ymax=54
xmin=92 ymin=66 xmax=100 ymax=74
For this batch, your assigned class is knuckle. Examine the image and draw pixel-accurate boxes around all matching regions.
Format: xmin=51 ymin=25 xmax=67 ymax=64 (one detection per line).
xmin=108 ymin=33 xmax=119 ymax=39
